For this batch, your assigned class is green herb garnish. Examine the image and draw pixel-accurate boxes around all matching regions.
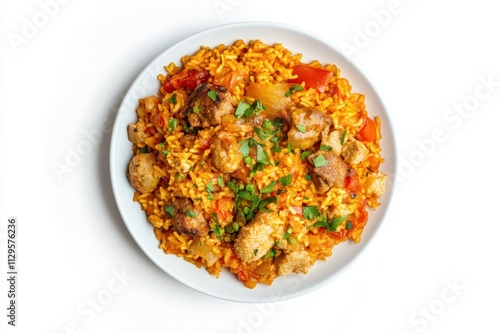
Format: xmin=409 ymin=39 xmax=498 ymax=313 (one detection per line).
xmin=285 ymin=84 xmax=304 ymax=97
xmin=303 ymin=205 xmax=322 ymax=220
xmin=168 ymin=94 xmax=177 ymax=104
xmin=320 ymin=144 xmax=332 ymax=151
xmin=256 ymin=145 xmax=270 ymax=165
xmin=313 ymin=215 xmax=349 ymax=232
xmin=340 ymin=130 xmax=347 ymax=145
xmin=278 ymin=174 xmax=293 ymax=187
xmin=164 ymin=205 xmax=175 ymax=217
xmin=295 ymin=124 xmax=307 ymax=133
xmin=260 ymin=181 xmax=276 ymax=194
xmin=207 ymin=89 xmax=218 ymax=102
xmin=168 ymin=118 xmax=178 ymax=132
xmin=312 ymin=154 xmax=327 ymax=168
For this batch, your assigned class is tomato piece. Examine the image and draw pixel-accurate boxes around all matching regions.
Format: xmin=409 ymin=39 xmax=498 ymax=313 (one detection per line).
xmin=198 ymin=138 xmax=212 ymax=153
xmin=288 ymin=64 xmax=333 ymax=93
xmin=237 ymin=270 xmax=248 ymax=283
xmin=163 ymin=69 xmax=210 ymax=93
xmin=345 ymin=169 xmax=362 ymax=195
xmin=357 ymin=116 xmax=377 ymax=142
xmin=215 ymin=197 xmax=234 ymax=223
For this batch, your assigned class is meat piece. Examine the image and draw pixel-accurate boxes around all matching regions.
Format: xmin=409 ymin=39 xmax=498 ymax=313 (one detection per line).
xmin=211 ymin=131 xmax=242 ymax=173
xmin=172 ymin=197 xmax=209 ymax=236
xmin=127 ymin=121 xmax=148 ymax=146
xmin=180 ymin=83 xmax=234 ymax=128
xmin=321 ymin=129 xmax=344 ymax=155
xmin=306 ymin=151 xmax=348 ymax=194
xmin=365 ymin=172 xmax=387 ymax=198
xmin=341 ymin=138 xmax=368 ymax=165
xmin=234 ymin=212 xmax=285 ymax=263
xmin=127 ymin=153 xmax=161 ymax=193
xmin=287 ymin=106 xmax=332 ymax=150
xmin=277 ymin=250 xmax=311 ymax=276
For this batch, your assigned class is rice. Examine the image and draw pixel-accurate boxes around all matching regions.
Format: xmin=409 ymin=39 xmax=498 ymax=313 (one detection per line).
xmin=127 ymin=39 xmax=387 ymax=288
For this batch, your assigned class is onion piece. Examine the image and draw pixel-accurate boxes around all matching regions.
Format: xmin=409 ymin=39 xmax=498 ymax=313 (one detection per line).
xmin=246 ymin=83 xmax=294 ymax=120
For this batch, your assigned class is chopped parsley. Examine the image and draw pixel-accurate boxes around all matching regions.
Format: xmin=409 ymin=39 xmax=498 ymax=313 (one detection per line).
xmin=285 ymin=84 xmax=304 ymax=97
xmin=260 ymin=181 xmax=276 ymax=194
xmin=256 ymin=145 xmax=271 ymax=165
xmin=193 ymin=105 xmax=201 ymax=114
xmin=340 ymin=130 xmax=347 ymax=145
xmin=278 ymin=174 xmax=293 ymax=187
xmin=162 ymin=150 xmax=170 ymax=156
xmin=320 ymin=144 xmax=333 ymax=151
xmin=207 ymin=89 xmax=218 ymax=102
xmin=300 ymin=150 xmax=311 ymax=161
xmin=313 ymin=215 xmax=349 ymax=232
xmin=206 ymin=182 xmax=214 ymax=200
xmin=303 ymin=205 xmax=322 ymax=220
xmin=234 ymin=99 xmax=266 ymax=118
xmin=305 ymin=174 xmax=312 ymax=181
xmin=210 ymin=213 xmax=223 ymax=237
xmin=168 ymin=118 xmax=178 ymax=132
xmin=295 ymin=124 xmax=307 ymax=133
xmin=253 ymin=249 xmax=259 ymax=256
xmin=217 ymin=175 xmax=224 ymax=187
xmin=185 ymin=210 xmax=196 ymax=218
xmin=312 ymin=154 xmax=327 ymax=168
xmin=164 ymin=205 xmax=175 ymax=217
xmin=139 ymin=146 xmax=148 ymax=153
xmin=168 ymin=94 xmax=177 ymax=104
xmin=345 ymin=221 xmax=353 ymax=229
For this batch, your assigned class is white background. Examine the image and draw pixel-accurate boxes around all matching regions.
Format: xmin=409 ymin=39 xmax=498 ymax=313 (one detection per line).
xmin=1 ymin=0 xmax=499 ymax=333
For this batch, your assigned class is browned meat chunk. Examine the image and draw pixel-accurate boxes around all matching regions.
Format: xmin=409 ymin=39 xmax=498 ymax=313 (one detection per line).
xmin=287 ymin=106 xmax=332 ymax=150
xmin=341 ymin=138 xmax=368 ymax=165
xmin=306 ymin=151 xmax=348 ymax=194
xmin=211 ymin=131 xmax=242 ymax=173
xmin=127 ymin=153 xmax=160 ymax=193
xmin=234 ymin=212 xmax=285 ymax=263
xmin=127 ymin=121 xmax=148 ymax=146
xmin=172 ymin=197 xmax=209 ymax=236
xmin=180 ymin=83 xmax=234 ymax=128
xmin=276 ymin=250 xmax=311 ymax=276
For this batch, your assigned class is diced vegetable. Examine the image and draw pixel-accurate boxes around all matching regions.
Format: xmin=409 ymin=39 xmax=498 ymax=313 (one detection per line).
xmin=288 ymin=64 xmax=333 ymax=93
xmin=357 ymin=116 xmax=377 ymax=142
xmin=163 ymin=69 xmax=210 ymax=93
xmin=245 ymin=83 xmax=293 ymax=119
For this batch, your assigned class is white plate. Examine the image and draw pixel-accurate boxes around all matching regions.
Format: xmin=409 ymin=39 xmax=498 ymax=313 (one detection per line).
xmin=109 ymin=21 xmax=396 ymax=303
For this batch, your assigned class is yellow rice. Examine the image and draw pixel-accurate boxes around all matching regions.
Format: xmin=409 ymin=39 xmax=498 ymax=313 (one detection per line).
xmin=129 ymin=40 xmax=386 ymax=288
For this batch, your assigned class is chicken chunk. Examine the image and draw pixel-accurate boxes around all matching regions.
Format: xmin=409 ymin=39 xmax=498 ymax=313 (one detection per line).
xmin=171 ymin=197 xmax=209 ymax=236
xmin=180 ymin=83 xmax=234 ymax=128
xmin=127 ymin=153 xmax=160 ymax=193
xmin=234 ymin=212 xmax=285 ymax=263
xmin=321 ymin=129 xmax=344 ymax=155
xmin=287 ymin=106 xmax=332 ymax=150
xmin=306 ymin=151 xmax=348 ymax=194
xmin=341 ymin=138 xmax=368 ymax=165
xmin=127 ymin=121 xmax=148 ymax=146
xmin=277 ymin=250 xmax=311 ymax=276
xmin=365 ymin=172 xmax=387 ymax=198
xmin=211 ymin=131 xmax=242 ymax=173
